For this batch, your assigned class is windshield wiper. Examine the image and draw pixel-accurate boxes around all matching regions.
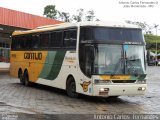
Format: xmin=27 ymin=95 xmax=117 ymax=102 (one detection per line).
xmin=126 ymin=58 xmax=139 ymax=76
xmin=127 ymin=58 xmax=139 ymax=61
xmin=111 ymin=58 xmax=124 ymax=76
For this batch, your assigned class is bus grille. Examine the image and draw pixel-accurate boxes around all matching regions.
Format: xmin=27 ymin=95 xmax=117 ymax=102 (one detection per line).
xmin=112 ymin=80 xmax=136 ymax=83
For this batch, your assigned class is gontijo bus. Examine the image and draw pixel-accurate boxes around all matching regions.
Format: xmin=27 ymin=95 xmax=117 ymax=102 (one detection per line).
xmin=10 ymin=22 xmax=147 ymax=98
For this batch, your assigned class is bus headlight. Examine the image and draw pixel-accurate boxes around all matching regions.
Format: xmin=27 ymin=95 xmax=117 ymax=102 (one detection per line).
xmin=94 ymin=79 xmax=111 ymax=84
xmin=99 ymin=88 xmax=110 ymax=95
xmin=99 ymin=88 xmax=105 ymax=92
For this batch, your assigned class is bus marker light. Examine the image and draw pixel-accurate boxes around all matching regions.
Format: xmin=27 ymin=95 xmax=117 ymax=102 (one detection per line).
xmin=138 ymin=87 xmax=146 ymax=91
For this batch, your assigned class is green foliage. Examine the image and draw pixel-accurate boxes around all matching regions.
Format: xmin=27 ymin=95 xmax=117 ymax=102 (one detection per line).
xmin=85 ymin=10 xmax=95 ymax=21
xmin=144 ymin=34 xmax=160 ymax=53
xmin=72 ymin=9 xmax=98 ymax=22
xmin=43 ymin=5 xmax=99 ymax=22
xmin=43 ymin=5 xmax=58 ymax=19
xmin=72 ymin=8 xmax=84 ymax=22
xmin=150 ymin=50 xmax=160 ymax=53
xmin=59 ymin=12 xmax=70 ymax=22
xmin=144 ymin=34 xmax=160 ymax=43
xmin=125 ymin=20 xmax=153 ymax=34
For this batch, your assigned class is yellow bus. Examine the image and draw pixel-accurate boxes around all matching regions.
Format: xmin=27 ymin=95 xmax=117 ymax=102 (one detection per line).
xmin=10 ymin=22 xmax=147 ymax=98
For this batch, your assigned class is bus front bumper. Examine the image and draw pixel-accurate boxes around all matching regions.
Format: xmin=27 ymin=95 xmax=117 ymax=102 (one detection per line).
xmin=92 ymin=84 xmax=147 ymax=96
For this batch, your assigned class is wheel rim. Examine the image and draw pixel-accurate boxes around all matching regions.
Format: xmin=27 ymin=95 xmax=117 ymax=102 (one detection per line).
xmin=70 ymin=82 xmax=76 ymax=93
xmin=67 ymin=78 xmax=78 ymax=98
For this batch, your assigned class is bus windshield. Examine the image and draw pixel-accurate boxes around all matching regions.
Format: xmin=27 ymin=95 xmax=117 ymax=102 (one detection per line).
xmin=80 ymin=27 xmax=144 ymax=42
xmin=79 ymin=26 xmax=146 ymax=77
xmin=93 ymin=27 xmax=143 ymax=41
xmin=124 ymin=45 xmax=146 ymax=75
xmin=93 ymin=44 xmax=146 ymax=75
xmin=94 ymin=44 xmax=123 ymax=74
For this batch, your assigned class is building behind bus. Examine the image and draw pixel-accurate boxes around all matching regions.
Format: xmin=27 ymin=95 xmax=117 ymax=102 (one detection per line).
xmin=0 ymin=7 xmax=62 ymax=64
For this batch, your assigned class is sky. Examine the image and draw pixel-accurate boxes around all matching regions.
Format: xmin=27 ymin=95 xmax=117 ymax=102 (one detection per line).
xmin=0 ymin=0 xmax=160 ymax=35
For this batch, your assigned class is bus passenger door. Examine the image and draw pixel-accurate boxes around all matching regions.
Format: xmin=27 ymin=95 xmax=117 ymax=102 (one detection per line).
xmin=79 ymin=45 xmax=94 ymax=94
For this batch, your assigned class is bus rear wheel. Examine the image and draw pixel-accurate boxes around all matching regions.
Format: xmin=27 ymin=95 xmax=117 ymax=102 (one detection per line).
xmin=19 ymin=73 xmax=25 ymax=85
xmin=66 ymin=77 xmax=78 ymax=98
xmin=23 ymin=71 xmax=30 ymax=86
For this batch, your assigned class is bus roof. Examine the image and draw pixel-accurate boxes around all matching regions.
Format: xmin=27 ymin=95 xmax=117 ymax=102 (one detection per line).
xmin=12 ymin=21 xmax=140 ymax=36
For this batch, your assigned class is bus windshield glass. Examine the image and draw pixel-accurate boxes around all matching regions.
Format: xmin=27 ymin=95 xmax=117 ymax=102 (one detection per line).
xmin=79 ymin=26 xmax=146 ymax=76
xmin=124 ymin=45 xmax=146 ymax=75
xmin=80 ymin=27 xmax=144 ymax=42
xmin=93 ymin=44 xmax=146 ymax=75
xmin=94 ymin=44 xmax=123 ymax=74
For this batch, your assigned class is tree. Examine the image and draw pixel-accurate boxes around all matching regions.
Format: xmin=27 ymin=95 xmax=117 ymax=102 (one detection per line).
xmin=59 ymin=12 xmax=71 ymax=22
xmin=43 ymin=5 xmax=58 ymax=19
xmin=72 ymin=8 xmax=84 ymax=22
xmin=71 ymin=8 xmax=100 ymax=22
xmin=43 ymin=5 xmax=100 ymax=22
xmin=125 ymin=20 xmax=153 ymax=34
xmin=85 ymin=10 xmax=95 ymax=21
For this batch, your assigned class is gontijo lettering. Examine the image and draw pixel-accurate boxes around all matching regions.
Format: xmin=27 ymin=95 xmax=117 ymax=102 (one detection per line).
xmin=24 ymin=52 xmax=42 ymax=60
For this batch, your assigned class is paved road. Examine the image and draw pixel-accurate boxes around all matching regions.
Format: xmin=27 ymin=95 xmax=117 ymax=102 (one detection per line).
xmin=0 ymin=66 xmax=160 ymax=119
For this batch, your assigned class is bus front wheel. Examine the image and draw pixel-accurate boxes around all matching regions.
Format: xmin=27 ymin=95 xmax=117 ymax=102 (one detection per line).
xmin=66 ymin=77 xmax=78 ymax=98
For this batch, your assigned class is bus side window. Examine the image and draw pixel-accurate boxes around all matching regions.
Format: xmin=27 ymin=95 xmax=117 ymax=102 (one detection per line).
xmin=80 ymin=27 xmax=92 ymax=42
xmin=70 ymin=30 xmax=77 ymax=47
xmin=63 ymin=29 xmax=77 ymax=48
xmin=25 ymin=35 xmax=32 ymax=49
xmin=31 ymin=34 xmax=40 ymax=49
xmin=16 ymin=37 xmax=21 ymax=49
xmin=11 ymin=36 xmax=18 ymax=50
xmin=40 ymin=33 xmax=50 ymax=49
xmin=50 ymin=31 xmax=62 ymax=48
xmin=20 ymin=36 xmax=27 ymax=49
xmin=63 ymin=31 xmax=70 ymax=47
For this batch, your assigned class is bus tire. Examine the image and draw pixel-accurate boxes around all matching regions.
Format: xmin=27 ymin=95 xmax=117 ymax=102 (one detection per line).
xmin=19 ymin=70 xmax=25 ymax=85
xmin=66 ymin=77 xmax=78 ymax=98
xmin=108 ymin=96 xmax=119 ymax=98
xmin=104 ymin=96 xmax=119 ymax=101
xmin=23 ymin=71 xmax=30 ymax=86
